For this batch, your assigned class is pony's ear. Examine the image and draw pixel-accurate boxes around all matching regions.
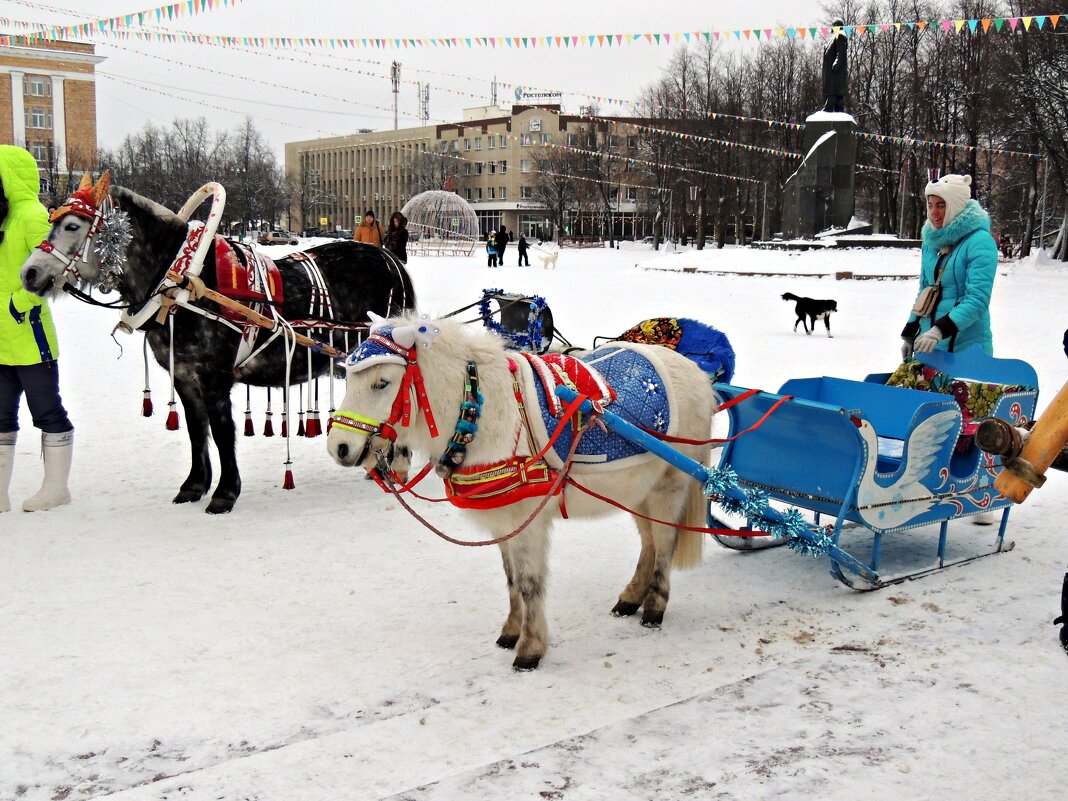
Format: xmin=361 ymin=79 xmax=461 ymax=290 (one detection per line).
xmin=92 ymin=170 xmax=111 ymax=206
xmin=77 ymin=172 xmax=92 ymax=192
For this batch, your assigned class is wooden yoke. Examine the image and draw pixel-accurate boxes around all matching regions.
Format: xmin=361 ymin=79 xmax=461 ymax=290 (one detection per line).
xmin=989 ymin=379 xmax=1068 ymax=503
xmin=165 ymin=269 xmax=345 ymax=359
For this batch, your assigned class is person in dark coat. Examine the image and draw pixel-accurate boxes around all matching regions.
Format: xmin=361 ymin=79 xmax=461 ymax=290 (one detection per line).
xmin=822 ymin=19 xmax=848 ymax=112
xmin=517 ymin=233 xmax=530 ymax=266
xmin=494 ymin=226 xmax=510 ymax=265
xmin=383 ymin=211 xmax=409 ymax=264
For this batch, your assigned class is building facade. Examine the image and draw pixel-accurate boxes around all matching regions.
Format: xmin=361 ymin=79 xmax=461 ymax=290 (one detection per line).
xmin=285 ymin=104 xmax=651 ymax=240
xmin=0 ymin=39 xmax=104 ymax=197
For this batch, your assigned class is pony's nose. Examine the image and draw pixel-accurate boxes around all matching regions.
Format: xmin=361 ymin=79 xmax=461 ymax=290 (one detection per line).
xmin=23 ymin=267 xmax=37 ymax=284
xmin=336 ymin=443 xmax=349 ymax=461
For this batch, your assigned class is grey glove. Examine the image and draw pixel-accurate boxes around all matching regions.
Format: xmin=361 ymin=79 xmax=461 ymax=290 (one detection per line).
xmin=901 ymin=337 xmax=914 ymax=361
xmin=913 ymin=326 xmax=943 ymax=354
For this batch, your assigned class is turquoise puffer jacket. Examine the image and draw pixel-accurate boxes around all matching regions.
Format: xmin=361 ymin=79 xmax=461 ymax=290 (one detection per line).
xmin=0 ymin=145 xmax=55 ymax=365
xmin=903 ymin=199 xmax=997 ymax=355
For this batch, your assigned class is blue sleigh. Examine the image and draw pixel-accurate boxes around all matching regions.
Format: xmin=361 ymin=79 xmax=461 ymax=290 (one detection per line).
xmin=559 ymin=347 xmax=1039 ymax=590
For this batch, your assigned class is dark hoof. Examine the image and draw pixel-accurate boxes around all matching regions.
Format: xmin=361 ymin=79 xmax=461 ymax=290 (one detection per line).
xmin=173 ymin=488 xmax=206 ymax=504
xmin=640 ymin=610 xmax=664 ymax=629
xmin=205 ymin=496 xmax=236 ymax=515
xmin=496 ymin=633 xmax=519 ymax=650
xmin=512 ymin=655 xmax=542 ymax=671
xmin=612 ymin=600 xmax=640 ymax=617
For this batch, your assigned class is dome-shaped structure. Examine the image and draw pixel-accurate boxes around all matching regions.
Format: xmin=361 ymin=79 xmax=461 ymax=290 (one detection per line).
xmin=401 ymin=190 xmax=479 ymax=256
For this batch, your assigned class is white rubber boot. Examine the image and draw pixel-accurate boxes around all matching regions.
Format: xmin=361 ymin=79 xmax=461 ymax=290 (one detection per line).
xmin=0 ymin=431 xmax=14 ymax=513
xmin=973 ymin=510 xmax=996 ymax=526
xmin=22 ymin=430 xmax=73 ymax=512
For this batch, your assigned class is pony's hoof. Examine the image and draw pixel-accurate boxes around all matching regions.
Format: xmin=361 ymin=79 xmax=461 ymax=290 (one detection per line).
xmin=612 ymin=600 xmax=640 ymax=617
xmin=205 ymin=497 xmax=236 ymax=514
xmin=512 ymin=655 xmax=542 ymax=671
xmin=640 ymin=610 xmax=664 ymax=628
xmin=173 ymin=488 xmax=206 ymax=504
xmin=496 ymin=633 xmax=519 ymax=649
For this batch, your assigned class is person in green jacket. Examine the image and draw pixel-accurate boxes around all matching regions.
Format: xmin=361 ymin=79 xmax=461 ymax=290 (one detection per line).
xmin=0 ymin=145 xmax=74 ymax=513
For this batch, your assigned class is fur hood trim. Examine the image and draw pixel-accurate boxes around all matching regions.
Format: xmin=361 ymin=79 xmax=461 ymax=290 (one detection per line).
xmin=921 ymin=199 xmax=990 ymax=250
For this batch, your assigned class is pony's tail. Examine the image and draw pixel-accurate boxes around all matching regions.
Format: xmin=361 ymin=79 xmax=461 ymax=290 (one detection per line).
xmin=673 ymin=480 xmax=707 ymax=570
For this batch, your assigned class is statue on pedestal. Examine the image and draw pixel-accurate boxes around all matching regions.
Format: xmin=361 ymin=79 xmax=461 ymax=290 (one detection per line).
xmin=822 ymin=19 xmax=848 ymax=113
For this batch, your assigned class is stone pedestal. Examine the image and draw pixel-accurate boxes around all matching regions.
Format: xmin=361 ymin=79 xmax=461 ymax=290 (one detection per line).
xmin=781 ymin=112 xmax=857 ymax=239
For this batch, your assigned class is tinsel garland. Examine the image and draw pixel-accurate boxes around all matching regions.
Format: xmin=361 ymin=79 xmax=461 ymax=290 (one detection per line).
xmin=703 ymin=466 xmax=834 ymax=558
xmin=94 ymin=208 xmax=133 ymax=293
xmin=479 ymin=289 xmax=547 ymax=351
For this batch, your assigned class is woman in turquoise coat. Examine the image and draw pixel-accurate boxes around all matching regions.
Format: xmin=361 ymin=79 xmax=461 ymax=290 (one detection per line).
xmin=0 ymin=145 xmax=73 ymax=513
xmin=901 ymin=173 xmax=997 ymax=358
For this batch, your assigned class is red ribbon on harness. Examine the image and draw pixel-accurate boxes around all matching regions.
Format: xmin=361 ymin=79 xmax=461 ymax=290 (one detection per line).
xmin=388 ymin=347 xmax=440 ymax=438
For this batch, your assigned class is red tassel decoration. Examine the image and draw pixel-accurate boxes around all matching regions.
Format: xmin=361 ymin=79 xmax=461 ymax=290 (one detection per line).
xmin=263 ymin=411 xmax=275 ymax=437
xmin=282 ymin=466 xmax=295 ymax=490
xmin=165 ymin=402 xmax=180 ymax=431
xmin=297 ymin=412 xmax=306 ymax=438
xmin=244 ymin=410 xmax=254 ymax=437
xmin=305 ymin=414 xmax=321 ymax=438
xmin=142 ymin=389 xmax=153 ymax=417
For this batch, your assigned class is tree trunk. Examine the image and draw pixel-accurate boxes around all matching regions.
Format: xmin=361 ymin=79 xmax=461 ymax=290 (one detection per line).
xmin=1020 ymin=157 xmax=1040 ymax=258
xmin=1051 ymin=210 xmax=1068 ymax=262
xmin=696 ymin=193 xmax=706 ymax=250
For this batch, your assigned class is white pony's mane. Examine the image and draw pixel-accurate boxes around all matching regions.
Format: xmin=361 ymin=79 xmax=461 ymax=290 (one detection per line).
xmin=367 ymin=313 xmax=524 ymax=464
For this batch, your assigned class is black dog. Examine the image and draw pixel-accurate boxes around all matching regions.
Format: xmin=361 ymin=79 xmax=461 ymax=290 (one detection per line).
xmin=782 ymin=293 xmax=837 ymax=337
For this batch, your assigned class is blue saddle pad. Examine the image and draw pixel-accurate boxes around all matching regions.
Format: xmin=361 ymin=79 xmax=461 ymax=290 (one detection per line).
xmin=530 ymin=346 xmax=671 ymax=466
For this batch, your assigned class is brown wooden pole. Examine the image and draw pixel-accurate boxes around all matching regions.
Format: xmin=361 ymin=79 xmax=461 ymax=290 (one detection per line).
xmin=994 ymin=379 xmax=1068 ymax=503
xmin=165 ymin=270 xmax=346 ymax=359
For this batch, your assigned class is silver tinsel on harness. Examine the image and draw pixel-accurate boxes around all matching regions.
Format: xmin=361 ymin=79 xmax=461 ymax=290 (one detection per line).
xmin=94 ymin=208 xmax=133 ymax=293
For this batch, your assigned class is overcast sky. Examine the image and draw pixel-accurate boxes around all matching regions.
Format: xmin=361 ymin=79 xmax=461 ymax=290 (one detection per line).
xmin=2 ymin=0 xmax=831 ymax=159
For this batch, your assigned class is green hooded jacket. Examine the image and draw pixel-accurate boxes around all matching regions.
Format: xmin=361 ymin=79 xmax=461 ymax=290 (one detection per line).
xmin=0 ymin=145 xmax=55 ymax=365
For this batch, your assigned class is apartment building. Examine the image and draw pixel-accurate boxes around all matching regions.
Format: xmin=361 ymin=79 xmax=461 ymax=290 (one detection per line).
xmin=0 ymin=39 xmax=103 ymax=195
xmin=285 ymin=104 xmax=649 ymax=240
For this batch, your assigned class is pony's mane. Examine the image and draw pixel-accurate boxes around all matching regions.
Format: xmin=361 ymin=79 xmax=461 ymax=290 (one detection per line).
xmin=111 ymin=185 xmax=184 ymax=227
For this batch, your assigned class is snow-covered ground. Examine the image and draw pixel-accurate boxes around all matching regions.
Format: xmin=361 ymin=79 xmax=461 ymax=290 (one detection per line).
xmin=2 ymin=243 xmax=1066 ymax=800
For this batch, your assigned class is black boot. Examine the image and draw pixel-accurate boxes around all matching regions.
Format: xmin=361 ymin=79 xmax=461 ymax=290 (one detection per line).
xmin=1055 ymin=570 xmax=1068 ymax=653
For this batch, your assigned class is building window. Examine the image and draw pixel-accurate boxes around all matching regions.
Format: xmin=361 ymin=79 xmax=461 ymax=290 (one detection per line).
xmin=30 ymin=142 xmax=47 ymax=164
xmin=464 ymin=162 xmax=471 ymax=176
xmin=489 ymin=187 xmax=496 ymax=200
xmin=499 ymin=160 xmax=508 ymax=174
xmin=521 ymin=186 xmax=533 ymax=199
xmin=466 ymin=188 xmax=472 ymax=200
xmin=476 ymin=162 xmax=484 ymax=175
xmin=26 ymin=109 xmax=52 ymax=129
xmin=464 ymin=138 xmax=471 ymax=151
xmin=498 ymin=134 xmax=506 ymax=148
xmin=520 ymin=133 xmax=533 ymax=147
xmin=488 ymin=161 xmax=496 ymax=174
xmin=627 ymin=136 xmax=638 ymax=149
xmin=476 ymin=187 xmax=483 ymax=201
xmin=499 ymin=187 xmax=507 ymax=200
xmin=567 ymin=133 xmax=578 ymax=146
xmin=27 ymin=76 xmax=50 ymax=97
xmin=627 ymin=187 xmax=638 ymax=201
xmin=488 ymin=136 xmax=495 ymax=149
xmin=520 ymin=159 xmax=532 ymax=173
xmin=609 ymin=135 xmax=622 ymax=147
xmin=540 ymin=133 xmax=552 ymax=145
xmin=475 ymin=137 xmax=482 ymax=150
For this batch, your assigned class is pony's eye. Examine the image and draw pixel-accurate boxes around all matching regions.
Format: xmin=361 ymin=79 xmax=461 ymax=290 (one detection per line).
xmin=371 ymin=378 xmax=391 ymax=391
xmin=64 ymin=222 xmax=80 ymax=232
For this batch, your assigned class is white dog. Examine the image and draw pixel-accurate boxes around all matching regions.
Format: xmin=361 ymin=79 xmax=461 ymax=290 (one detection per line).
xmin=537 ymin=247 xmax=559 ymax=269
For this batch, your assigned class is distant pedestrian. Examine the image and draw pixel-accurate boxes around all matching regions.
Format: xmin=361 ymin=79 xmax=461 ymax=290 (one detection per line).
xmin=486 ymin=232 xmax=498 ymax=267
xmin=517 ymin=234 xmax=530 ymax=266
xmin=353 ymin=210 xmax=383 ymax=246
xmin=999 ymin=231 xmax=1012 ymax=260
xmin=383 ymin=211 xmax=409 ymax=264
xmin=495 ymin=226 xmax=509 ymax=265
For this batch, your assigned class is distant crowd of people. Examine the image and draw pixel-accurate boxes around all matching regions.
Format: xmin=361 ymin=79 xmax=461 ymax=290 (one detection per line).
xmin=485 ymin=227 xmax=530 ymax=267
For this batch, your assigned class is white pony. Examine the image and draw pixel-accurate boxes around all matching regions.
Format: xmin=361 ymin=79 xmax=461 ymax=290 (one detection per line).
xmin=327 ymin=314 xmax=716 ymax=670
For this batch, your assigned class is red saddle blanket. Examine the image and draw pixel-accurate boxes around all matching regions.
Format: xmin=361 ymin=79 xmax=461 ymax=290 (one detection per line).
xmin=521 ymin=352 xmax=615 ymax=416
xmin=214 ymin=237 xmax=284 ymax=323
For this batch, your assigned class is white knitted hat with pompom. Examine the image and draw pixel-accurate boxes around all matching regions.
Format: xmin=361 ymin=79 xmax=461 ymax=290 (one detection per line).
xmin=924 ymin=173 xmax=972 ymax=226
